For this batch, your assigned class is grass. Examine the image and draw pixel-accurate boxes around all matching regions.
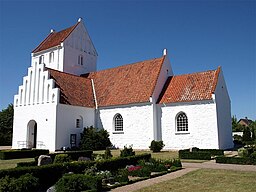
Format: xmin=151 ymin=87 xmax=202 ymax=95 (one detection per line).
xmin=0 ymin=158 xmax=34 ymax=170
xmin=136 ymin=169 xmax=256 ymax=192
xmin=93 ymin=149 xmax=179 ymax=160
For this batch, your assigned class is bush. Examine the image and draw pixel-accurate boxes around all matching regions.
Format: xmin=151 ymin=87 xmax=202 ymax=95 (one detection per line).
xmin=79 ymin=126 xmax=112 ymax=150
xmin=238 ymin=147 xmax=249 ymax=157
xmin=0 ymin=173 xmax=39 ymax=192
xmin=55 ymin=174 xmax=101 ymax=192
xmin=233 ymin=134 xmax=243 ymax=145
xmin=250 ymin=152 xmax=256 ymax=159
xmin=120 ymin=146 xmax=135 ymax=157
xmin=138 ymin=159 xmax=167 ymax=172
xmin=127 ymin=166 xmax=151 ymax=177
xmin=104 ymin=147 xmax=113 ymax=159
xmin=16 ymin=161 xmax=37 ymax=167
xmin=0 ymin=153 xmax=151 ymax=190
xmin=149 ymin=140 xmax=165 ymax=152
xmin=216 ymin=156 xmax=256 ymax=165
xmin=179 ymin=150 xmax=211 ymax=160
xmin=243 ymin=127 xmax=252 ymax=143
xmin=0 ymin=149 xmax=49 ymax=160
xmin=54 ymin=154 xmax=71 ymax=164
xmin=114 ymin=169 xmax=129 ymax=183
xmin=49 ymin=150 xmax=93 ymax=161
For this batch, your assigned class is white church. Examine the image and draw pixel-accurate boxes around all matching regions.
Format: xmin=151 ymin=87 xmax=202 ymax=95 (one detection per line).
xmin=12 ymin=18 xmax=233 ymax=152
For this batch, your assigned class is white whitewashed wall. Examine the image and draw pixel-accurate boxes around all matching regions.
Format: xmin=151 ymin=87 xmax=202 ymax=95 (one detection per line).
xmin=98 ymin=104 xmax=154 ymax=149
xmin=214 ymin=70 xmax=233 ymax=149
xmin=55 ymin=104 xmax=95 ymax=150
xmin=161 ymin=100 xmax=219 ymax=149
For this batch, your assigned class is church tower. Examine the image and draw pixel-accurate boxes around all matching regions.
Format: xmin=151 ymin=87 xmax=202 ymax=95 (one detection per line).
xmin=31 ymin=18 xmax=97 ymax=76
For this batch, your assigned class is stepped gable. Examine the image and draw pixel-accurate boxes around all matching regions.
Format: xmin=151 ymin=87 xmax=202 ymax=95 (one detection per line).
xmin=158 ymin=67 xmax=220 ymax=104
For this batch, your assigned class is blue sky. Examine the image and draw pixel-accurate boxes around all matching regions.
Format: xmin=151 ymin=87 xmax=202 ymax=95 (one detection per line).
xmin=0 ymin=0 xmax=255 ymax=120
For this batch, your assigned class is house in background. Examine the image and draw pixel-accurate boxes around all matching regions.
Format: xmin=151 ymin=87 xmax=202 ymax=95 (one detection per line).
xmin=238 ymin=118 xmax=253 ymax=127
xmin=12 ymin=18 xmax=233 ymax=151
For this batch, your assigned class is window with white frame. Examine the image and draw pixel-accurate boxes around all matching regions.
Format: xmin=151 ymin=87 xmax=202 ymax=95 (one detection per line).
xmin=49 ymin=52 xmax=54 ymax=63
xmin=39 ymin=55 xmax=44 ymax=64
xmin=176 ymin=112 xmax=188 ymax=132
xmin=76 ymin=117 xmax=83 ymax=128
xmin=78 ymin=55 xmax=83 ymax=65
xmin=114 ymin=113 xmax=123 ymax=132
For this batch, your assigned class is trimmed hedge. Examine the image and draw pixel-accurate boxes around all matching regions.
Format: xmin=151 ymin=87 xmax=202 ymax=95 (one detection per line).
xmin=17 ymin=161 xmax=37 ymax=167
xmin=179 ymin=150 xmax=211 ymax=160
xmin=216 ymin=156 xmax=256 ymax=165
xmin=0 ymin=149 xmax=49 ymax=160
xmin=0 ymin=153 xmax=151 ymax=189
xmin=192 ymin=148 xmax=224 ymax=156
xmin=55 ymin=174 xmax=102 ymax=192
xmin=49 ymin=150 xmax=93 ymax=161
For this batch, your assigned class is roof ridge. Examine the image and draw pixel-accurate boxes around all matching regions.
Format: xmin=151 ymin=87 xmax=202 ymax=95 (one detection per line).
xmin=46 ymin=67 xmax=90 ymax=80
xmin=87 ymin=56 xmax=165 ymax=75
xmin=32 ymin=22 xmax=80 ymax=53
xmin=149 ymin=55 xmax=166 ymax=97
xmin=173 ymin=68 xmax=218 ymax=77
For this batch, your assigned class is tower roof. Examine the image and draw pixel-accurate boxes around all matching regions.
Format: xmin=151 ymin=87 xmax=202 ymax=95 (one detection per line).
xmin=32 ymin=22 xmax=79 ymax=53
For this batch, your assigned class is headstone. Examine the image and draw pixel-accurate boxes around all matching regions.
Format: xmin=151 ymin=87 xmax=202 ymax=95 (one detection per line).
xmin=38 ymin=155 xmax=52 ymax=166
xmin=78 ymin=156 xmax=91 ymax=161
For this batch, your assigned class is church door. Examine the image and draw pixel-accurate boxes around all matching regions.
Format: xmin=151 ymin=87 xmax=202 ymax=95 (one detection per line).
xmin=27 ymin=120 xmax=37 ymax=148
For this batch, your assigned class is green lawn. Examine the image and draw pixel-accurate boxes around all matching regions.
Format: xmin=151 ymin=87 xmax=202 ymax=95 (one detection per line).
xmin=93 ymin=149 xmax=179 ymax=160
xmin=136 ymin=169 xmax=256 ymax=192
xmin=0 ymin=158 xmax=34 ymax=170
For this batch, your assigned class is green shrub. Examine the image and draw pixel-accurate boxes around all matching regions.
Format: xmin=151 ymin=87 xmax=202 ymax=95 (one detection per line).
xmin=196 ymin=149 xmax=224 ymax=156
xmin=243 ymin=127 xmax=252 ymax=143
xmin=104 ymin=147 xmax=113 ymax=159
xmin=138 ymin=159 xmax=167 ymax=172
xmin=0 ymin=153 xmax=151 ymax=190
xmin=55 ymin=174 xmax=101 ymax=192
xmin=16 ymin=161 xmax=37 ymax=167
xmin=0 ymin=149 xmax=49 ymax=160
xmin=79 ymin=126 xmax=112 ymax=150
xmin=250 ymin=152 xmax=256 ymax=159
xmin=149 ymin=140 xmax=165 ymax=152
xmin=49 ymin=150 xmax=93 ymax=161
xmin=128 ymin=166 xmax=151 ymax=177
xmin=114 ymin=169 xmax=129 ymax=183
xmin=54 ymin=154 xmax=71 ymax=164
xmin=120 ymin=146 xmax=135 ymax=157
xmin=216 ymin=156 xmax=256 ymax=165
xmin=238 ymin=148 xmax=249 ymax=157
xmin=0 ymin=173 xmax=39 ymax=192
xmin=179 ymin=150 xmax=211 ymax=160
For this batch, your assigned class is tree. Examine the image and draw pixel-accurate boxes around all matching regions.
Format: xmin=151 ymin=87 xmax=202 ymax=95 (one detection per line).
xmin=79 ymin=126 xmax=112 ymax=150
xmin=0 ymin=104 xmax=14 ymax=145
xmin=232 ymin=115 xmax=244 ymax=132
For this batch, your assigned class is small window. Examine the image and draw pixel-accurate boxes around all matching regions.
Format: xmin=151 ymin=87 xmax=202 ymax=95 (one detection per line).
xmin=176 ymin=112 xmax=188 ymax=132
xmin=49 ymin=52 xmax=54 ymax=63
xmin=39 ymin=55 xmax=44 ymax=64
xmin=114 ymin=113 xmax=123 ymax=132
xmin=78 ymin=55 xmax=83 ymax=65
xmin=76 ymin=117 xmax=83 ymax=128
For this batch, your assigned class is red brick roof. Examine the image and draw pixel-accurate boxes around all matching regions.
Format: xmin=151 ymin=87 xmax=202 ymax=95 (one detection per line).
xmin=85 ymin=56 xmax=165 ymax=107
xmin=47 ymin=68 xmax=95 ymax=108
xmin=32 ymin=22 xmax=79 ymax=53
xmin=158 ymin=67 xmax=220 ymax=104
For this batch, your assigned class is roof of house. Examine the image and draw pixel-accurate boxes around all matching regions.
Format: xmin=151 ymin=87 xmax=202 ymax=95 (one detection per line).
xmin=32 ymin=22 xmax=79 ymax=53
xmin=238 ymin=118 xmax=253 ymax=126
xmin=85 ymin=56 xmax=165 ymax=107
xmin=158 ymin=67 xmax=220 ymax=104
xmin=47 ymin=68 xmax=95 ymax=108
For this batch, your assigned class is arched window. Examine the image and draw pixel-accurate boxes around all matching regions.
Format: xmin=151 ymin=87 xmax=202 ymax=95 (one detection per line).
xmin=49 ymin=52 xmax=54 ymax=63
xmin=39 ymin=55 xmax=44 ymax=64
xmin=114 ymin=114 xmax=123 ymax=132
xmin=176 ymin=112 xmax=188 ymax=132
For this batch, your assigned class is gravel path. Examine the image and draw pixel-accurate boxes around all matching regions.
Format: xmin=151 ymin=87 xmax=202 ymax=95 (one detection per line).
xmin=111 ymin=168 xmax=199 ymax=192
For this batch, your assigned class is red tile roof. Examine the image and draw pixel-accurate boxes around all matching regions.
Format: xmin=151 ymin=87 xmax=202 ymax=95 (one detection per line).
xmin=32 ymin=22 xmax=79 ymax=53
xmin=158 ymin=67 xmax=220 ymax=104
xmin=47 ymin=68 xmax=95 ymax=108
xmin=85 ymin=56 xmax=165 ymax=107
